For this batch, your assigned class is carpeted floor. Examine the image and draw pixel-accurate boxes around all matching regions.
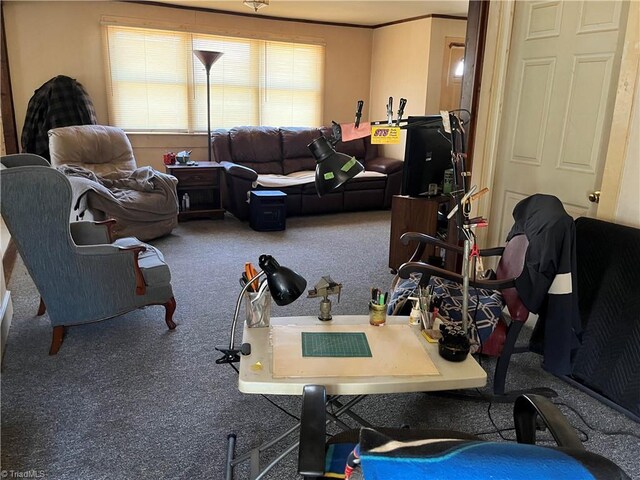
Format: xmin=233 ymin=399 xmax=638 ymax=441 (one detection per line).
xmin=2 ymin=211 xmax=639 ymax=479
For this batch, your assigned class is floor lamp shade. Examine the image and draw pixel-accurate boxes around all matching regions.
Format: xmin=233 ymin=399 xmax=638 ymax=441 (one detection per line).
xmin=194 ymin=50 xmax=223 ymax=163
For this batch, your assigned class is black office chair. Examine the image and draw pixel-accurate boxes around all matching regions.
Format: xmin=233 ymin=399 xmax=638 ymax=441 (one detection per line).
xmin=297 ymin=385 xmax=629 ymax=479
xmin=395 ymin=194 xmax=578 ymax=398
xmin=396 ymin=231 xmax=535 ymax=397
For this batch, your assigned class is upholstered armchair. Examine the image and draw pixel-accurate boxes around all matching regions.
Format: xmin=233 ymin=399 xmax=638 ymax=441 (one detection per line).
xmin=48 ymin=124 xmax=178 ymax=241
xmin=0 ymin=154 xmax=177 ymax=354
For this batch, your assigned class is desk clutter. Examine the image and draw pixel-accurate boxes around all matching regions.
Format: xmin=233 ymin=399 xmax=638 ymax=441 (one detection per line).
xmin=163 ymin=150 xmax=198 ymax=166
xmin=387 ymin=278 xmax=474 ymax=362
xmin=369 ymin=287 xmax=388 ymax=326
xmin=241 ymin=262 xmax=271 ymax=328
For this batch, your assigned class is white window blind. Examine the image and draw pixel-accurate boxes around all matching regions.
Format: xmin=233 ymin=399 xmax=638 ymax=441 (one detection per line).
xmin=105 ymin=25 xmax=324 ymax=131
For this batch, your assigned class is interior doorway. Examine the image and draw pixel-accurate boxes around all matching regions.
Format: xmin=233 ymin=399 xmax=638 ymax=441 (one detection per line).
xmin=440 ymin=38 xmax=465 ymax=112
xmin=480 ymin=0 xmax=630 ymax=245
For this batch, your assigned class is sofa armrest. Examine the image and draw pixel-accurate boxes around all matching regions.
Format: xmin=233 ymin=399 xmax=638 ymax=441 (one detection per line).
xmin=220 ymin=161 xmax=258 ymax=182
xmin=365 ymin=157 xmax=403 ymax=175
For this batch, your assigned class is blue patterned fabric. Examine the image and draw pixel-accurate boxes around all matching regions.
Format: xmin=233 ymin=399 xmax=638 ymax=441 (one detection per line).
xmin=387 ymin=273 xmax=421 ymax=315
xmin=360 ymin=440 xmax=597 ymax=480
xmin=429 ymin=276 xmax=504 ymax=350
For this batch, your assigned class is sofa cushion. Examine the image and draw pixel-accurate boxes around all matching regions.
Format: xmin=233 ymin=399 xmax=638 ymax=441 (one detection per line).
xmin=281 ymin=127 xmax=321 ymax=158
xmin=229 ymin=126 xmax=283 ymax=174
xmin=282 ymin=156 xmax=317 ymax=175
xmin=343 ymin=174 xmax=387 ymax=191
xmin=281 ymin=127 xmax=321 ymax=175
xmin=335 ymin=137 xmax=366 ymax=160
xmin=211 ymin=129 xmax=233 ymax=163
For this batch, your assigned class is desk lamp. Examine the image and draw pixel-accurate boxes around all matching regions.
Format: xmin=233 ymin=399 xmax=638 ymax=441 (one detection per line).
xmin=308 ymin=135 xmax=364 ymax=197
xmin=216 ymin=254 xmax=306 ymax=364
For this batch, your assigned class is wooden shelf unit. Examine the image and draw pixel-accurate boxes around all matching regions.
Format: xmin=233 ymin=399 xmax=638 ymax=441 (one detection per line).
xmin=388 ymin=195 xmax=458 ymax=273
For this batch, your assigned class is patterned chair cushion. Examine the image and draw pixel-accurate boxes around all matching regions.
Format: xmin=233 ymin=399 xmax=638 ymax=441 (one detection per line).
xmin=386 ymin=273 xmax=421 ymax=315
xmin=429 ymin=276 xmax=504 ymax=352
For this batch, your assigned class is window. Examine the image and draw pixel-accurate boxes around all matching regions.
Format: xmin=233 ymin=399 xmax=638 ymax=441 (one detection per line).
xmin=105 ymin=25 xmax=324 ymax=131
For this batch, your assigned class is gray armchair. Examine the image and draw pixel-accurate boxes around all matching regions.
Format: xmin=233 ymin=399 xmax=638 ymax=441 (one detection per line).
xmin=0 ymin=154 xmax=176 ymax=354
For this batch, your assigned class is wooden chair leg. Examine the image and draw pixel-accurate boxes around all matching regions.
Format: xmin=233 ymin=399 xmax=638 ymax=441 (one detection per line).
xmin=164 ymin=297 xmax=177 ymax=330
xmin=49 ymin=326 xmax=65 ymax=355
xmin=37 ymin=297 xmax=46 ymax=316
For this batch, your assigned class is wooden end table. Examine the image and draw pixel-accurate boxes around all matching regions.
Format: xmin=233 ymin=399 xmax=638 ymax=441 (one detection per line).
xmin=165 ymin=161 xmax=225 ymax=221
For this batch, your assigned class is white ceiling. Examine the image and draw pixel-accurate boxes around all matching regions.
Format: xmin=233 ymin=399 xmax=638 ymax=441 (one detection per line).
xmin=152 ymin=1 xmax=469 ymax=27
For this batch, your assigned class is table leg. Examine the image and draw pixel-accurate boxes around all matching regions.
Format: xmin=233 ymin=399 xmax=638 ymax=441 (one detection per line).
xmin=225 ymin=434 xmax=236 ymax=480
xmin=228 ymin=394 xmax=371 ymax=479
xmin=331 ymin=396 xmax=373 ymax=428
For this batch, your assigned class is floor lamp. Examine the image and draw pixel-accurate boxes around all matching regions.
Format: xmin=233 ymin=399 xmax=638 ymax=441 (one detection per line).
xmin=194 ymin=50 xmax=223 ymax=163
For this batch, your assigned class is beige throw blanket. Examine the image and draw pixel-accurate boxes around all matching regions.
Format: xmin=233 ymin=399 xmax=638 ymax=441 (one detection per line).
xmin=58 ymin=165 xmax=179 ymax=241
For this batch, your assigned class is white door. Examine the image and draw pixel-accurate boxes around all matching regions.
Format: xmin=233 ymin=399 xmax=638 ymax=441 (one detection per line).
xmin=488 ymin=0 xmax=629 ymax=244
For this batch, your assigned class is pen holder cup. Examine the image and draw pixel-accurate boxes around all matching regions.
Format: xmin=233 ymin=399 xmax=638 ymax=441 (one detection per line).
xmin=369 ymin=301 xmax=387 ymax=326
xmin=245 ymin=289 xmax=271 ymax=328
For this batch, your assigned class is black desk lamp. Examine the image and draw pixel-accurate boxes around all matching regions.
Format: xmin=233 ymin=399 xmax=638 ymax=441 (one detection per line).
xmin=194 ymin=50 xmax=223 ymax=164
xmin=308 ymin=135 xmax=364 ymax=197
xmin=216 ymin=254 xmax=306 ymax=364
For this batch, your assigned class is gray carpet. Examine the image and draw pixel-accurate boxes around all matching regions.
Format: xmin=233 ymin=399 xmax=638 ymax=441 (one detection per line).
xmin=2 ymin=210 xmax=639 ymax=479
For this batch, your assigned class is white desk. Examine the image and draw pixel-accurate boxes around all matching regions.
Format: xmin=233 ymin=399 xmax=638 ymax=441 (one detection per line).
xmin=239 ymin=315 xmax=487 ymax=396
xmin=230 ymin=315 xmax=487 ymax=479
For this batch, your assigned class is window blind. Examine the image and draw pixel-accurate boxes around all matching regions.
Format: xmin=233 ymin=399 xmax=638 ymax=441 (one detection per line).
xmin=105 ymin=25 xmax=324 ymax=131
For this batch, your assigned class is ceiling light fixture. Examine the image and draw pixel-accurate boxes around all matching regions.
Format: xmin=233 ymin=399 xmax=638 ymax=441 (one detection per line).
xmin=243 ymin=0 xmax=269 ymax=12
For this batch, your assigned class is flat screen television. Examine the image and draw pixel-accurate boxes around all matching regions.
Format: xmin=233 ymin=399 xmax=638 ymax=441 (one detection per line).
xmin=401 ymin=116 xmax=453 ymax=197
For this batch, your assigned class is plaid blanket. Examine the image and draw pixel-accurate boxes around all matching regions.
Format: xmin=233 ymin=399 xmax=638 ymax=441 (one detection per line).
xmin=21 ymin=75 xmax=97 ymax=160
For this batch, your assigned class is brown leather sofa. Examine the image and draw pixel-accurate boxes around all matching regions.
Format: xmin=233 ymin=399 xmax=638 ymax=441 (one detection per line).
xmin=211 ymin=126 xmax=403 ymax=221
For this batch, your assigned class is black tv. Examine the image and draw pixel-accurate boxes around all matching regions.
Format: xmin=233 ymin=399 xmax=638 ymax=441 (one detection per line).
xmin=401 ymin=116 xmax=452 ymax=197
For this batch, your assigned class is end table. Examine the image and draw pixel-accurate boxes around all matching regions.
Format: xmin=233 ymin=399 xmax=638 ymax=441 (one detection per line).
xmin=165 ymin=161 xmax=225 ymax=221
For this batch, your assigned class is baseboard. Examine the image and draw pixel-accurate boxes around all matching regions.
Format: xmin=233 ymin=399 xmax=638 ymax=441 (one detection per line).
xmin=0 ymin=289 xmax=13 ymax=362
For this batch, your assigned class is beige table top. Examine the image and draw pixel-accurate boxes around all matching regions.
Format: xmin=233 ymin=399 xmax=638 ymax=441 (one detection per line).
xmin=238 ymin=315 xmax=487 ymax=396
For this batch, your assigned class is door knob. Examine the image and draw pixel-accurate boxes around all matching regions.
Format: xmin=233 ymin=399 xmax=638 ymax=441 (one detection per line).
xmin=588 ymin=191 xmax=600 ymax=203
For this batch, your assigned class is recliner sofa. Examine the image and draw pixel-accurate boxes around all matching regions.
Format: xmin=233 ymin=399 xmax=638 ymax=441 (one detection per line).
xmin=211 ymin=126 xmax=404 ymax=221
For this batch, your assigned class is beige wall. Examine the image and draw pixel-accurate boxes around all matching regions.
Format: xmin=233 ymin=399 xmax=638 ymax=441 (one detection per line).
xmin=370 ymin=19 xmax=431 ymax=161
xmin=3 ymin=1 xmax=373 ymax=168
xmin=369 ymin=17 xmax=466 ymax=160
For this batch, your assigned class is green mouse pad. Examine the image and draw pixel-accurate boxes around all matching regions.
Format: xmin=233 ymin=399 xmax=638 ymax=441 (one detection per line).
xmin=301 ymin=332 xmax=372 ymax=357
